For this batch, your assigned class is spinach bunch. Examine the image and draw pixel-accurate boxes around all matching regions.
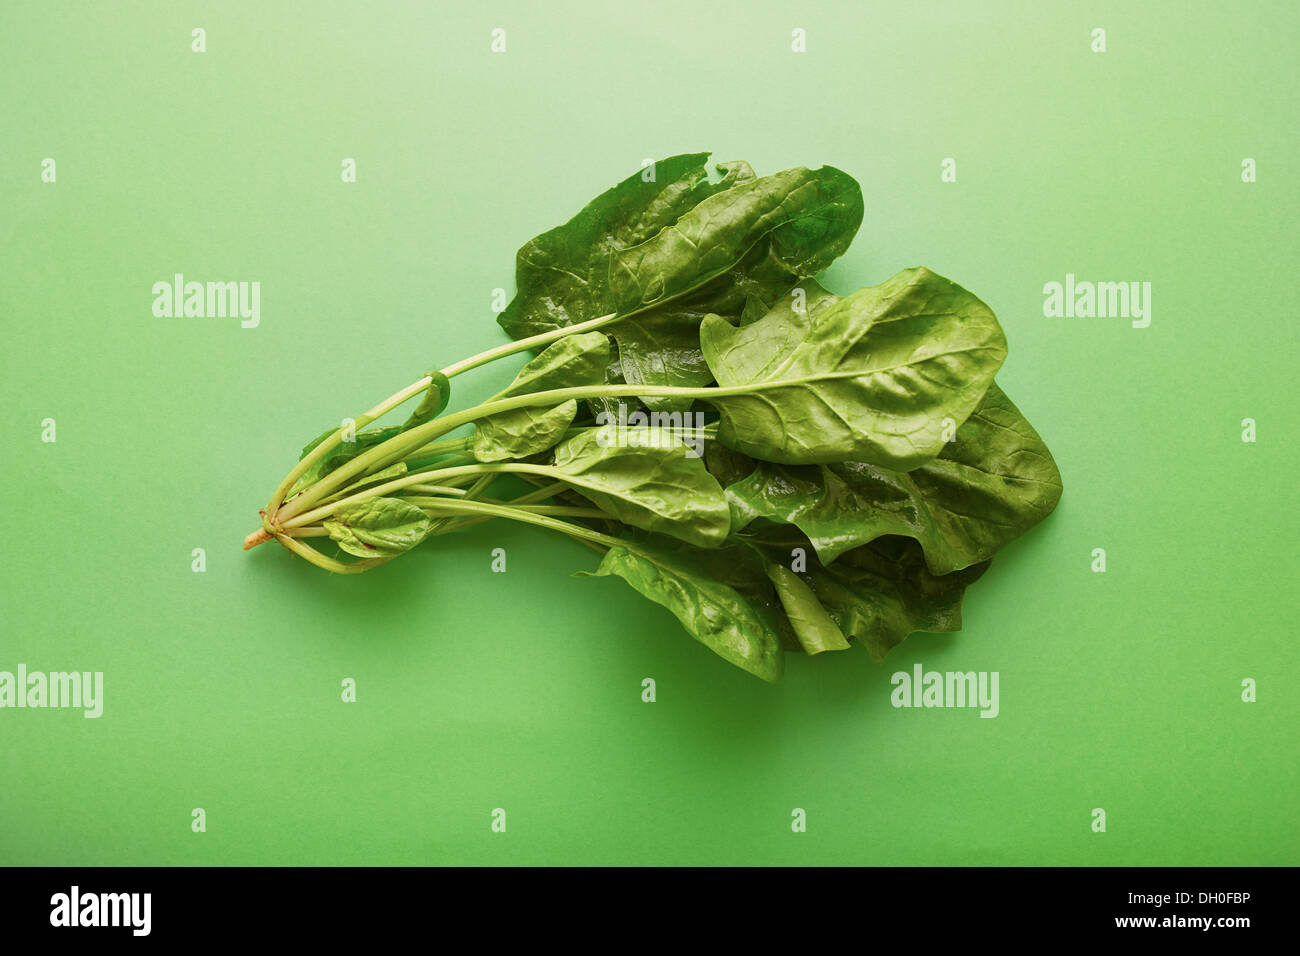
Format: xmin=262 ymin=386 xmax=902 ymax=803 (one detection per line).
xmin=246 ymin=154 xmax=1061 ymax=681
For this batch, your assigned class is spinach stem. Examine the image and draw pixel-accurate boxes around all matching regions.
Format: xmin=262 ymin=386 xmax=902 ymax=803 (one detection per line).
xmin=438 ymin=312 xmax=618 ymax=377
xmin=401 ymin=436 xmax=475 ymax=470
xmin=273 ymin=532 xmax=392 ymax=574
xmin=283 ymin=463 xmax=535 ymax=528
xmin=418 ymin=481 xmax=570 ymax=537
xmin=264 ymin=377 xmax=431 ymax=518
xmin=407 ymin=498 xmax=608 ymax=520
xmin=275 ymin=381 xmax=724 ymax=522
xmin=263 ymin=313 xmax=617 ymax=522
xmin=411 ymin=499 xmax=623 ymax=551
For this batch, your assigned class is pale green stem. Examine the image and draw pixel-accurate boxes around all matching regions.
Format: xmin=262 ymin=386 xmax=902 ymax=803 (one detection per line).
xmin=283 ymin=463 xmax=533 ymax=528
xmin=421 ymin=481 xmax=570 ymax=536
xmin=406 ymin=498 xmax=607 ymax=520
xmin=264 ymin=312 xmax=619 ymax=521
xmin=274 ymin=533 xmax=392 ymax=574
xmin=438 ymin=312 xmax=618 ymax=377
xmin=412 ymin=499 xmax=623 ymax=551
xmin=276 ymin=380 xmax=729 ymax=522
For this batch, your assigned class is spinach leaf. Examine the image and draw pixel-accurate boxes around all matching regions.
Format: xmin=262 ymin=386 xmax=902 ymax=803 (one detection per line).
xmin=499 ymin=153 xmax=755 ymax=339
xmin=474 ymin=331 xmax=610 ymax=461
xmin=402 ymin=371 xmax=452 ymax=430
xmin=499 ymin=155 xmax=863 ymax=410
xmin=605 ymin=310 xmax=715 ymax=411
xmin=763 ymin=559 xmax=851 ymax=655
xmin=579 ymin=536 xmax=785 ymax=682
xmin=323 ymin=497 xmax=433 ymax=558
xmin=701 ymin=267 xmax=1007 ymax=469
xmin=788 ymin=536 xmax=990 ymax=661
xmin=725 ymin=382 xmax=1062 ymax=572
xmin=605 ymin=163 xmax=862 ymax=315
xmin=583 ymin=345 xmax=648 ymax=422
xmin=545 ymin=427 xmax=731 ymax=549
xmin=614 ymin=243 xmax=852 ymax=412
xmin=702 ymin=439 xmax=756 ymax=489
xmin=476 ymin=399 xmax=578 ymax=463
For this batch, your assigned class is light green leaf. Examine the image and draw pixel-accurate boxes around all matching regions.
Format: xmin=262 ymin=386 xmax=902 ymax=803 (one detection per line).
xmin=323 ymin=497 xmax=433 ymax=558
xmin=546 ymin=427 xmax=731 ymax=549
xmin=701 ymin=267 xmax=1008 ymax=469
xmin=475 ymin=399 xmax=578 ymax=462
xmin=474 ymin=331 xmax=610 ymax=461
xmin=763 ymin=560 xmax=851 ymax=655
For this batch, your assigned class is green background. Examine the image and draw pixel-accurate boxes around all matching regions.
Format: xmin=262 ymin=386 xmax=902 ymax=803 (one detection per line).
xmin=2 ymin=1 xmax=1295 ymax=865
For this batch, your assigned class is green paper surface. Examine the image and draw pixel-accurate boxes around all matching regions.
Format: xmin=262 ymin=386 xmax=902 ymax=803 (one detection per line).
xmin=1 ymin=0 xmax=1295 ymax=865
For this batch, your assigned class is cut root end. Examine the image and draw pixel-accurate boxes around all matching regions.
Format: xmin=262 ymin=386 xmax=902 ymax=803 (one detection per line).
xmin=243 ymin=527 xmax=272 ymax=550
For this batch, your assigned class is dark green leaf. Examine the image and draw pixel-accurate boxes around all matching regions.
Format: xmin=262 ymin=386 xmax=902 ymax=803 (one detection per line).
xmin=499 ymin=155 xmax=863 ymax=408
xmin=578 ymin=537 xmax=785 ymax=682
xmin=499 ymin=153 xmax=755 ymax=338
xmin=796 ymin=537 xmax=990 ymax=661
xmin=605 ymin=164 xmax=862 ymax=316
xmin=402 ymin=371 xmax=451 ymax=430
xmin=725 ymin=382 xmax=1062 ymax=572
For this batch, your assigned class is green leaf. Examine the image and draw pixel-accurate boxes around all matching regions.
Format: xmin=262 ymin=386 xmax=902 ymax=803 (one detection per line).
xmin=725 ymin=382 xmax=1062 ymax=572
xmin=500 ymin=330 xmax=613 ymax=395
xmin=796 ymin=537 xmax=990 ymax=661
xmin=546 ymin=427 xmax=731 ymax=549
xmin=498 ymin=155 xmax=863 ymax=409
xmin=473 ymin=331 xmax=610 ymax=461
xmin=294 ymin=424 xmax=405 ymax=490
xmin=475 ymin=399 xmax=578 ymax=462
xmin=607 ymin=164 xmax=861 ymax=316
xmin=402 ymin=371 xmax=451 ymax=430
xmin=323 ymin=497 xmax=433 ymax=559
xmin=500 ymin=153 xmax=755 ymax=338
xmin=606 ymin=310 xmax=715 ymax=412
xmin=579 ymin=538 xmax=785 ymax=682
xmin=614 ymin=244 xmax=852 ymax=413
xmin=763 ymin=559 xmax=851 ymax=655
xmin=702 ymin=439 xmax=755 ymax=489
xmin=701 ymin=268 xmax=1008 ymax=469
xmin=584 ymin=346 xmax=649 ymax=422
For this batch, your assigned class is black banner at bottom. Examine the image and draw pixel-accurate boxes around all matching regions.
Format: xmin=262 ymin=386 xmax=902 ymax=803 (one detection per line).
xmin=0 ymin=865 xmax=1283 ymax=941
